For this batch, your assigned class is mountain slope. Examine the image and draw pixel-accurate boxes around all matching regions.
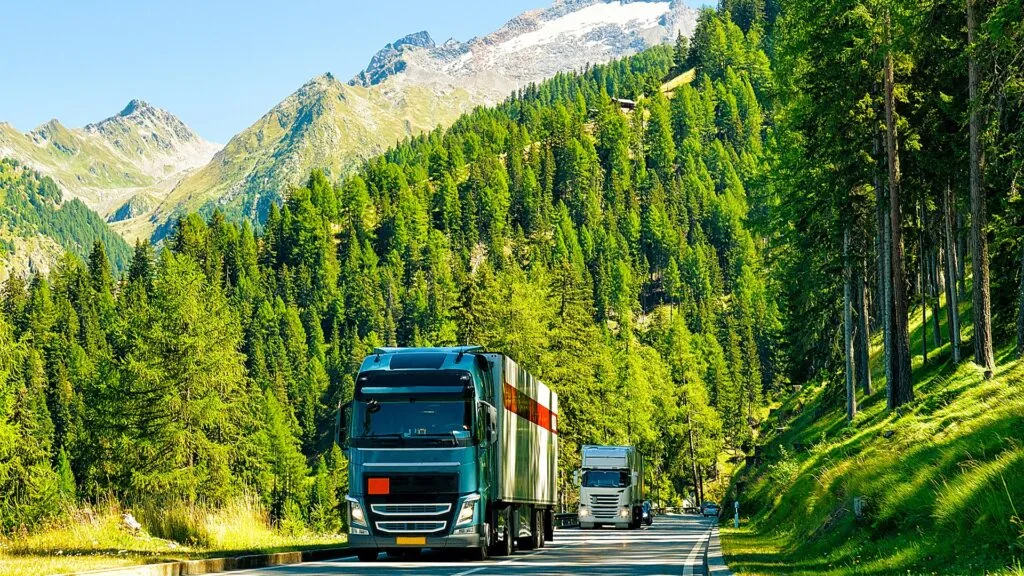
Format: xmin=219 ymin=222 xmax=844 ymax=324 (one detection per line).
xmin=0 ymin=100 xmax=219 ymax=232
xmin=152 ymin=0 xmax=698 ymax=239
xmin=147 ymin=74 xmax=477 ymax=239
xmin=0 ymin=158 xmax=131 ymax=283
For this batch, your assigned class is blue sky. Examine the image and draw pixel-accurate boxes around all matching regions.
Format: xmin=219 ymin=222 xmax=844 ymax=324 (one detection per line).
xmin=1 ymin=0 xmax=708 ymax=143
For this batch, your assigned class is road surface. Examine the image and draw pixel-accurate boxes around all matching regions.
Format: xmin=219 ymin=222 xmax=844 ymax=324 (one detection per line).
xmin=237 ymin=514 xmax=716 ymax=576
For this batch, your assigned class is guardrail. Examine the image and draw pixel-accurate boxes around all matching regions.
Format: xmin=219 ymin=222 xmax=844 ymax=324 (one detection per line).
xmin=554 ymin=512 xmax=580 ymax=528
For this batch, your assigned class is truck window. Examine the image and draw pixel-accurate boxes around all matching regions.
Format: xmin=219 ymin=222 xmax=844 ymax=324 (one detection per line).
xmin=581 ymin=469 xmax=630 ymax=488
xmin=355 ymin=397 xmax=471 ymax=438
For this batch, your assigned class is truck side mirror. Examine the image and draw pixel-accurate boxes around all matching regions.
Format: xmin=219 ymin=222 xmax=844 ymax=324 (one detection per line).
xmin=573 ymin=470 xmax=581 ymax=487
xmin=337 ymin=401 xmax=352 ymax=451
xmin=632 ymin=472 xmax=639 ymax=486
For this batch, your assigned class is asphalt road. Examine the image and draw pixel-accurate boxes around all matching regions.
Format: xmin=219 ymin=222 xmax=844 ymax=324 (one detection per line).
xmin=236 ymin=514 xmax=716 ymax=576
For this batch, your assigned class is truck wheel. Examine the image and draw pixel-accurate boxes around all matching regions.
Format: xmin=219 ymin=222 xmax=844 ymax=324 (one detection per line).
xmin=356 ymin=550 xmax=378 ymax=562
xmin=518 ymin=509 xmax=535 ymax=551
xmin=543 ymin=509 xmax=554 ymax=542
xmin=468 ymin=544 xmax=489 ymax=561
xmin=490 ymin=508 xmax=514 ymax=557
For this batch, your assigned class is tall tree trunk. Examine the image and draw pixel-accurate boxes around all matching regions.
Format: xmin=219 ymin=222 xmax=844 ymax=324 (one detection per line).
xmin=943 ymin=181 xmax=962 ymax=363
xmin=930 ymin=241 xmax=942 ymax=347
xmin=920 ymin=200 xmax=929 ymax=365
xmin=884 ymin=13 xmax=913 ymax=408
xmin=686 ymin=410 xmax=702 ymax=505
xmin=1018 ymin=243 xmax=1024 ymax=359
xmin=697 ymin=465 xmax=705 ymax=506
xmin=855 ymin=256 xmax=873 ymax=395
xmin=875 ymin=123 xmax=894 ymax=394
xmin=968 ymin=0 xmax=996 ymax=378
xmin=957 ymin=210 xmax=968 ymax=299
xmin=845 ymin=228 xmax=857 ymax=422
xmin=874 ymin=96 xmax=886 ymax=334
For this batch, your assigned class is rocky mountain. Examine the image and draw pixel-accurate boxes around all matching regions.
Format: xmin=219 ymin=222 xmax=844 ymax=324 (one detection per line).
xmin=150 ymin=74 xmax=478 ymax=238
xmin=352 ymin=0 xmax=698 ymax=97
xmin=0 ymin=100 xmax=220 ymax=239
xmin=150 ymin=0 xmax=697 ymax=240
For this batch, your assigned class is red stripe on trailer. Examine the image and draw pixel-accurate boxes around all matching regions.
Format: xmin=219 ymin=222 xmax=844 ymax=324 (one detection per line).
xmin=503 ymin=383 xmax=558 ymax=434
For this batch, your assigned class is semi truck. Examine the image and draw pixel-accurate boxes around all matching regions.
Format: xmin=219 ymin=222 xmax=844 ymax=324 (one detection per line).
xmin=340 ymin=346 xmax=558 ymax=561
xmin=576 ymin=445 xmax=644 ymax=529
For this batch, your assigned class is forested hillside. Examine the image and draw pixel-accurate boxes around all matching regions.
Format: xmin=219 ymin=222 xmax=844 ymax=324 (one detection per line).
xmin=0 ymin=158 xmax=131 ymax=280
xmin=720 ymin=0 xmax=1024 ymax=572
xmin=0 ymin=11 xmax=776 ymax=535
xmin=762 ymin=0 xmax=1023 ymax=400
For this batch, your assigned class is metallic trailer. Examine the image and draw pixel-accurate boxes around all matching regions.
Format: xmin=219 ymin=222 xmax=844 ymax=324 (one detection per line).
xmin=342 ymin=347 xmax=558 ymax=562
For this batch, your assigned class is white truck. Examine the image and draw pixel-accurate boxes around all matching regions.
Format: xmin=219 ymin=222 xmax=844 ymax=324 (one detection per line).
xmin=576 ymin=445 xmax=644 ymax=529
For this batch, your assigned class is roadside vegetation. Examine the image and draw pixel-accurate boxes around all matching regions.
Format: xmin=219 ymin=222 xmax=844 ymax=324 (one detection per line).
xmin=0 ymin=497 xmax=345 ymax=576
xmin=722 ymin=293 xmax=1024 ymax=575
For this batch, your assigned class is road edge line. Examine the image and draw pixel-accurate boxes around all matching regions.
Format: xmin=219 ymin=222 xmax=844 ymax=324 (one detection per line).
xmin=60 ymin=546 xmax=351 ymax=576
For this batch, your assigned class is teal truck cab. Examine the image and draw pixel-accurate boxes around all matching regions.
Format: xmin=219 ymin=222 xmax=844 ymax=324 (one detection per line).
xmin=341 ymin=346 xmax=558 ymax=561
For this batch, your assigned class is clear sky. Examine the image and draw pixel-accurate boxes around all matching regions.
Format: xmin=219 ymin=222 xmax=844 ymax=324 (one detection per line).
xmin=0 ymin=0 xmax=708 ymax=143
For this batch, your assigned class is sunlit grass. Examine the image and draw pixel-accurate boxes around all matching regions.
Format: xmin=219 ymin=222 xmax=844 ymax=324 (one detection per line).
xmin=0 ymin=497 xmax=346 ymax=576
xmin=722 ymin=289 xmax=1024 ymax=575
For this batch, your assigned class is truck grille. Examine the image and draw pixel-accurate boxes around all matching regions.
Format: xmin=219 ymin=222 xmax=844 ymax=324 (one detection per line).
xmin=375 ymin=521 xmax=447 ymax=534
xmin=371 ymin=503 xmax=452 ymax=516
xmin=590 ymin=494 xmax=621 ymax=519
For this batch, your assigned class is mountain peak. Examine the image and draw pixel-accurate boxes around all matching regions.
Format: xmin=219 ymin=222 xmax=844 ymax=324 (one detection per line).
xmin=119 ymin=99 xmax=151 ymax=117
xmin=350 ymin=30 xmax=437 ymax=87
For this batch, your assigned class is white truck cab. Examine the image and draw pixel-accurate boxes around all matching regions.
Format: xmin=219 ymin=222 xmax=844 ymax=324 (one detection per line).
xmin=576 ymin=445 xmax=644 ymax=529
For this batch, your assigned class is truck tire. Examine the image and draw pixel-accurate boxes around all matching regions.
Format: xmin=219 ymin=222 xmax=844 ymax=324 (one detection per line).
xmin=356 ymin=550 xmax=378 ymax=562
xmin=544 ymin=509 xmax=554 ymax=541
xmin=492 ymin=522 xmax=513 ymax=556
xmin=518 ymin=507 xmax=536 ymax=551
xmin=468 ymin=543 xmax=489 ymax=561
xmin=491 ymin=508 xmax=515 ymax=557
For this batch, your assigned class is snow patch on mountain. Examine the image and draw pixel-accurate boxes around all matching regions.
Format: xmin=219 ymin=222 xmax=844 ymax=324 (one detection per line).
xmin=352 ymin=0 xmax=697 ymax=95
xmin=496 ymin=1 xmax=670 ymax=54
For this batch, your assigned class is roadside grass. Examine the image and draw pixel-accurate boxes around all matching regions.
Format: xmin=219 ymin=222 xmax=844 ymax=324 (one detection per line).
xmin=722 ymin=292 xmax=1024 ymax=575
xmin=0 ymin=497 xmax=346 ymax=576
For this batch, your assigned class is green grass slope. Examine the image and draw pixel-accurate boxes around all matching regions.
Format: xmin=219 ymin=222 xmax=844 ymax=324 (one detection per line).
xmin=722 ymin=295 xmax=1024 ymax=575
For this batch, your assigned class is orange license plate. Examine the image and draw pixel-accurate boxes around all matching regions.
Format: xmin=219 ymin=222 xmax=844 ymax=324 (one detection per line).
xmin=396 ymin=537 xmax=426 ymax=545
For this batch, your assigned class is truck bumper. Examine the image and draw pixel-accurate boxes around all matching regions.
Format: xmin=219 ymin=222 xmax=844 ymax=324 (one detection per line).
xmin=587 ymin=517 xmax=630 ymax=528
xmin=348 ymin=531 xmax=485 ymax=550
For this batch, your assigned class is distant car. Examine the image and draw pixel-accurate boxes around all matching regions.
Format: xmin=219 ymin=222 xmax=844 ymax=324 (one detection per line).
xmin=701 ymin=502 xmax=720 ymax=517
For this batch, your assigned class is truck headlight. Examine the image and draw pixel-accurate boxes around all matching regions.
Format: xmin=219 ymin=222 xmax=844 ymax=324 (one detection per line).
xmin=456 ymin=495 xmax=479 ymax=526
xmin=619 ymin=508 xmax=631 ymax=518
xmin=347 ymin=497 xmax=367 ymax=526
xmin=578 ymin=507 xmax=591 ymax=517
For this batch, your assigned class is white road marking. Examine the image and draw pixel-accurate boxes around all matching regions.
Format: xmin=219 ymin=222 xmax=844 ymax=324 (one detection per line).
xmin=682 ymin=521 xmax=713 ymax=576
xmin=231 ymin=515 xmax=714 ymax=575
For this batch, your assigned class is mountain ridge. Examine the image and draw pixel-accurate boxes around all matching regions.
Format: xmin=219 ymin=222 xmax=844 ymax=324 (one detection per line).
xmin=154 ymin=0 xmax=698 ymax=239
xmin=0 ymin=99 xmax=220 ymax=224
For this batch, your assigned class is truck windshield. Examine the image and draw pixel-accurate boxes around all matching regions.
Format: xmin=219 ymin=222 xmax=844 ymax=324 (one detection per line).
xmin=582 ymin=470 xmax=630 ymax=488
xmin=352 ymin=397 xmax=472 ymax=446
